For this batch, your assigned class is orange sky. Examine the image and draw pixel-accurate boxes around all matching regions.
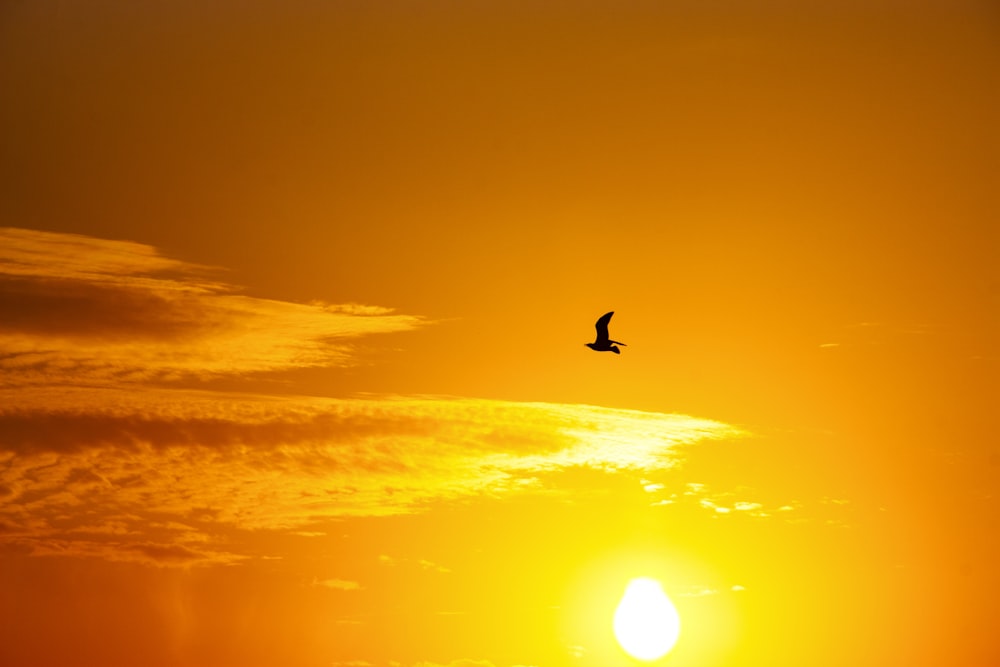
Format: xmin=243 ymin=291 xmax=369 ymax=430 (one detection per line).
xmin=1 ymin=2 xmax=998 ymax=666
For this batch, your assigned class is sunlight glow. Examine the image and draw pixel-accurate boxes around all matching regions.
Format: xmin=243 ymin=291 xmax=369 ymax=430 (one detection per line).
xmin=614 ymin=578 xmax=681 ymax=661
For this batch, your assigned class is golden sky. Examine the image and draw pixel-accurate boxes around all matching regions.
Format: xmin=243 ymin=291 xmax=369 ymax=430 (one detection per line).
xmin=1 ymin=2 xmax=998 ymax=666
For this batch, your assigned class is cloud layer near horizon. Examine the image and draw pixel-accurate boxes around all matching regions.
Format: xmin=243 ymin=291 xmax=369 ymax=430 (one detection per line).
xmin=0 ymin=228 xmax=742 ymax=567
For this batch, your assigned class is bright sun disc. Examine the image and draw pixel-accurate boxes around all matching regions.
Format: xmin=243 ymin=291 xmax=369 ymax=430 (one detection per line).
xmin=613 ymin=578 xmax=681 ymax=661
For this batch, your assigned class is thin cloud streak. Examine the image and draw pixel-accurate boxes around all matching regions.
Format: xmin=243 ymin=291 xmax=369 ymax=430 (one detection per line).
xmin=0 ymin=227 xmax=215 ymax=283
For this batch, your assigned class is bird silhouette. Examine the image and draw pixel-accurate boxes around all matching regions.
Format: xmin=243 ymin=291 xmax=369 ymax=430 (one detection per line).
xmin=586 ymin=311 xmax=627 ymax=354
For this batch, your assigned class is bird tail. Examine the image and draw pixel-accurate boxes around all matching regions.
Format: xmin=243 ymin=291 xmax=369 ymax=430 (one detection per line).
xmin=611 ymin=346 xmax=621 ymax=354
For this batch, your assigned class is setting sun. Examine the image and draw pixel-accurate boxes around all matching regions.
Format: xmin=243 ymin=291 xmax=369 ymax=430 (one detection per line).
xmin=614 ymin=578 xmax=681 ymax=661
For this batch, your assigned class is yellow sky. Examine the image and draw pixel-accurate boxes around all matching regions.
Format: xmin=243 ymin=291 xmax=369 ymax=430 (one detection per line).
xmin=1 ymin=2 xmax=998 ymax=667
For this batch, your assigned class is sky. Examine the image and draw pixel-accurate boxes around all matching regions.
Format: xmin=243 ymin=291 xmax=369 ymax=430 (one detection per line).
xmin=1 ymin=1 xmax=998 ymax=666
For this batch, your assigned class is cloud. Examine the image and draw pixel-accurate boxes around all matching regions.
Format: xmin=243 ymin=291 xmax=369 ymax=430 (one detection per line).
xmin=677 ymin=584 xmax=746 ymax=597
xmin=418 ymin=559 xmax=450 ymax=573
xmin=734 ymin=501 xmax=763 ymax=511
xmin=414 ymin=660 xmax=497 ymax=667
xmin=0 ymin=227 xmax=212 ymax=282
xmin=0 ymin=227 xmax=424 ymax=384
xmin=678 ymin=587 xmax=719 ymax=597
xmin=312 ymin=578 xmax=362 ymax=591
xmin=643 ymin=480 xmax=781 ymax=518
xmin=379 ymin=553 xmax=451 ymax=573
xmin=0 ymin=387 xmax=741 ymax=566
xmin=818 ymin=321 xmax=942 ymax=352
xmin=1 ymin=533 xmax=247 ymax=567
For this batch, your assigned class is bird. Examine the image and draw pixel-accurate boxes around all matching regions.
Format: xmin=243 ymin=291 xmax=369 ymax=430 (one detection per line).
xmin=586 ymin=311 xmax=627 ymax=354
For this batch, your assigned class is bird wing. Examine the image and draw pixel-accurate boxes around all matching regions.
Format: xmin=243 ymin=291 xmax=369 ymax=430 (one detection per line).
xmin=594 ymin=311 xmax=614 ymax=344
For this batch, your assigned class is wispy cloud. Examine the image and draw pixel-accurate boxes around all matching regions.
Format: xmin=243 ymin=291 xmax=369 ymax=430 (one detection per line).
xmin=3 ymin=533 xmax=248 ymax=567
xmin=379 ymin=553 xmax=451 ymax=573
xmin=414 ymin=660 xmax=498 ymax=667
xmin=642 ymin=481 xmax=787 ymax=518
xmin=312 ymin=578 xmax=362 ymax=591
xmin=0 ymin=227 xmax=424 ymax=384
xmin=676 ymin=584 xmax=746 ymax=598
xmin=818 ymin=321 xmax=945 ymax=351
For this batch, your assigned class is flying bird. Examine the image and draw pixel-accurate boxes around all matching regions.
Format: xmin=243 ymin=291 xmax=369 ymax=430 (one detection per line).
xmin=586 ymin=311 xmax=627 ymax=354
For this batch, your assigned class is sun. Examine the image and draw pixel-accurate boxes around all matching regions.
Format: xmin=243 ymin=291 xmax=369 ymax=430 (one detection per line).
xmin=613 ymin=578 xmax=681 ymax=661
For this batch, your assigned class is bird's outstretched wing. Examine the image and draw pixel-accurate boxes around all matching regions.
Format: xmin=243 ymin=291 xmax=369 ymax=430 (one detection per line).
xmin=594 ymin=311 xmax=614 ymax=344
